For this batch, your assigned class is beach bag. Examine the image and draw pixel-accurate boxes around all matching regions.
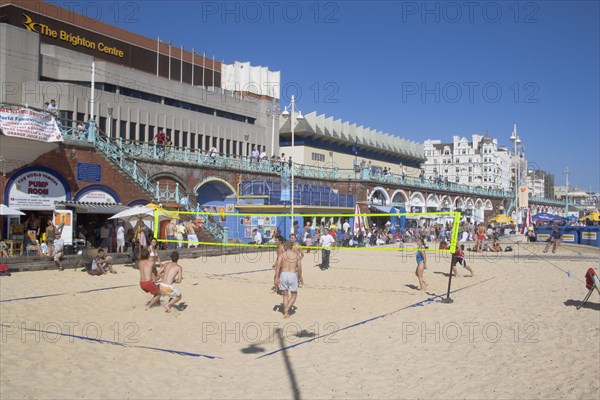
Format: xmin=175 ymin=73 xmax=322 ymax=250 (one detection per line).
xmin=0 ymin=263 xmax=9 ymax=276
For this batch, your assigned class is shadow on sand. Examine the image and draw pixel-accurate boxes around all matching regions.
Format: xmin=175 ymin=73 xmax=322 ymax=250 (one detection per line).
xmin=564 ymin=299 xmax=600 ymax=311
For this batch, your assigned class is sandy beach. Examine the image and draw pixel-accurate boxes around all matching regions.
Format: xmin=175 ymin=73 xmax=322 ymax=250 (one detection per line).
xmin=1 ymin=241 xmax=599 ymax=399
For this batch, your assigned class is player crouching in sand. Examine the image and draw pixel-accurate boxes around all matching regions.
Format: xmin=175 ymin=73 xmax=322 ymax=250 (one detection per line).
xmin=146 ymin=251 xmax=183 ymax=313
xmin=451 ymin=246 xmax=474 ymax=277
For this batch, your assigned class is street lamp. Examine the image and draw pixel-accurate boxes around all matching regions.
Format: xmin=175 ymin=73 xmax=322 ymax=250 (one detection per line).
xmin=107 ymin=104 xmax=113 ymax=138
xmin=510 ymin=124 xmax=521 ymax=222
xmin=563 ymin=167 xmax=570 ymax=217
xmin=281 ymin=95 xmax=303 ymax=234
xmin=266 ymin=99 xmax=280 ymax=158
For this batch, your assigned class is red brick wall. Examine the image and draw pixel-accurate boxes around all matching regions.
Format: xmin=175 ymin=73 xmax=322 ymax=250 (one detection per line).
xmin=0 ymin=144 xmax=152 ymax=205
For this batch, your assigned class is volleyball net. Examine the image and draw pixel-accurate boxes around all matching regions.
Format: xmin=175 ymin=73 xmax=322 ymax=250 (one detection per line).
xmin=153 ymin=211 xmax=461 ymax=253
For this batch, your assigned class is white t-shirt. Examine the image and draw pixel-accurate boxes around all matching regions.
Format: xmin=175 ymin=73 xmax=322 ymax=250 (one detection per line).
xmin=460 ymin=231 xmax=469 ymax=242
xmin=319 ymin=233 xmax=335 ymax=249
xmin=254 ymin=231 xmax=262 ymax=244
xmin=116 ymin=226 xmax=125 ymax=240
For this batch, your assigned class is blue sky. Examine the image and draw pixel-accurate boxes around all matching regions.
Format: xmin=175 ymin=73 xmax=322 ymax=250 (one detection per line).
xmin=55 ymin=0 xmax=599 ymax=192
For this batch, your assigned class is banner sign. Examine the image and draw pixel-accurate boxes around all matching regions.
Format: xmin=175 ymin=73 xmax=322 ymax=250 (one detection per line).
xmin=518 ymin=185 xmax=529 ymax=208
xmin=0 ymin=107 xmax=63 ymax=142
xmin=8 ymin=168 xmax=68 ymax=210
xmin=280 ymin=172 xmax=290 ymax=202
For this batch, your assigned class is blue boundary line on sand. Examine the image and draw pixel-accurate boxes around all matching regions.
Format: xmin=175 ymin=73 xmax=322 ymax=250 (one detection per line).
xmin=0 ymin=323 xmax=221 ymax=359
xmin=257 ymin=277 xmax=495 ymax=359
xmin=0 ymin=284 xmax=136 ymax=303
xmin=1 ymin=269 xmax=270 ymax=304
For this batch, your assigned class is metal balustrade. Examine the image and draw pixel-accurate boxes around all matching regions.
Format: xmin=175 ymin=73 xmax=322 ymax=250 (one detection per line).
xmin=62 ymin=129 xmax=563 ymax=203
xmin=0 ymin=103 xmax=564 ymax=206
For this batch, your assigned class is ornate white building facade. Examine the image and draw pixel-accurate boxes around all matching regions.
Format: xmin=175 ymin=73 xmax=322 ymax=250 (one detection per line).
xmin=423 ymin=135 xmax=513 ymax=191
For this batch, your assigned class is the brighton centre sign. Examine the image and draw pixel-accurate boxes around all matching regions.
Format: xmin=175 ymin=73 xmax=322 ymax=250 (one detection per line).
xmin=22 ymin=13 xmax=125 ymax=58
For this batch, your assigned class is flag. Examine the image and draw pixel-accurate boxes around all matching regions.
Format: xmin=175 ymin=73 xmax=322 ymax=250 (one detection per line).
xmin=521 ymin=208 xmax=532 ymax=234
xmin=353 ymin=203 xmax=365 ymax=235
xmin=281 ymin=172 xmax=290 ymax=202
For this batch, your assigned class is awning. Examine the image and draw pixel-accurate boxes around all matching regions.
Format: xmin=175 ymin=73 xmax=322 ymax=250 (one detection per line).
xmin=55 ymin=201 xmax=129 ymax=214
xmin=370 ymin=205 xmax=393 ymax=213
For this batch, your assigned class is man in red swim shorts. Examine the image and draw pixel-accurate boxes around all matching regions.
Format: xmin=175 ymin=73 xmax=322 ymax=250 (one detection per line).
xmin=476 ymin=224 xmax=486 ymax=253
xmin=138 ymin=248 xmax=161 ymax=309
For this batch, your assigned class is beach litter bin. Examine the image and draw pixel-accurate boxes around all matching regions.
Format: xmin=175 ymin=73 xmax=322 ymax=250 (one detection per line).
xmin=560 ymin=226 xmax=579 ymax=245
xmin=535 ymin=226 xmax=553 ymax=243
xmin=580 ymin=227 xmax=600 ymax=247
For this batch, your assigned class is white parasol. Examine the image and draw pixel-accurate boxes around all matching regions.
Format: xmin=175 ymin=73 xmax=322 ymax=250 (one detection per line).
xmin=0 ymin=204 xmax=25 ymax=216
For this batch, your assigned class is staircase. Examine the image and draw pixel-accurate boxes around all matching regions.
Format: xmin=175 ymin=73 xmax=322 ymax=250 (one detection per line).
xmin=61 ymin=124 xmax=225 ymax=243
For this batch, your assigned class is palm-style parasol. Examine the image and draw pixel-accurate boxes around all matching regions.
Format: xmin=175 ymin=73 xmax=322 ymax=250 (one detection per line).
xmin=487 ymin=214 xmax=515 ymax=224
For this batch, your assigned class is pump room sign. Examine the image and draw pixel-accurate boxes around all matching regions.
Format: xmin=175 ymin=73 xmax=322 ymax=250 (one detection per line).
xmin=7 ymin=167 xmax=70 ymax=210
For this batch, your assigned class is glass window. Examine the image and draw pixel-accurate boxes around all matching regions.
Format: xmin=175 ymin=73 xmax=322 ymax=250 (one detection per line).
xmin=119 ymin=120 xmax=127 ymax=140
xmin=99 ymin=116 xmax=106 ymax=134
xmin=139 ymin=124 xmax=146 ymax=142
xmin=129 ymin=122 xmax=137 ymax=142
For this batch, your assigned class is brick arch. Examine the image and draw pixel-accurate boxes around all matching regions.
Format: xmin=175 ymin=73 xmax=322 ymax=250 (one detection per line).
xmin=426 ymin=193 xmax=441 ymax=208
xmin=368 ymin=186 xmax=391 ymax=205
xmin=410 ymin=192 xmax=426 ymax=207
xmin=151 ymin=172 xmax=190 ymax=194
xmin=440 ymin=195 xmax=453 ymax=210
xmin=193 ymin=177 xmax=237 ymax=205
xmin=390 ymin=189 xmax=409 ymax=205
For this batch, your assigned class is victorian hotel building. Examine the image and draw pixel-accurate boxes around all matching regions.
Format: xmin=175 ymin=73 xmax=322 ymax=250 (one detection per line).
xmin=1 ymin=0 xmax=427 ymax=245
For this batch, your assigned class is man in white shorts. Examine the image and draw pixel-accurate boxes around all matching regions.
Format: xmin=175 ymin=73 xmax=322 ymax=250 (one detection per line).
xmin=274 ymin=241 xmax=304 ymax=318
xmin=186 ymin=219 xmax=199 ymax=248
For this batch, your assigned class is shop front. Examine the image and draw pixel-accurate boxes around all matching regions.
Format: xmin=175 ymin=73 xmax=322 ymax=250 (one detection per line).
xmin=3 ymin=166 xmax=71 ymax=249
xmin=56 ymin=185 xmax=127 ymax=250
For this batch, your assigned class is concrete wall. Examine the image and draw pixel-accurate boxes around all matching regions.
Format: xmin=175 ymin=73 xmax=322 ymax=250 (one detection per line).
xmin=0 ymin=24 xmax=40 ymax=104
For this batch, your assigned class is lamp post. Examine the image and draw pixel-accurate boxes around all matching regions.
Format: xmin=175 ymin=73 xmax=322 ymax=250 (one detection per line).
xmin=281 ymin=95 xmax=303 ymax=234
xmin=510 ymin=124 xmax=521 ymax=222
xmin=266 ymin=99 xmax=280 ymax=158
xmin=107 ymin=105 xmax=113 ymax=138
xmin=563 ymin=167 xmax=570 ymax=217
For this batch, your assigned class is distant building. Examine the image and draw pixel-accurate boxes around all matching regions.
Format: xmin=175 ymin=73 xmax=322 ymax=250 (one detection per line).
xmin=423 ymin=135 xmax=512 ymax=191
xmin=555 ymin=185 xmax=599 ymax=211
xmin=525 ymin=169 xmax=554 ymax=199
xmin=279 ymin=112 xmax=425 ymax=176
xmin=526 ymin=169 xmax=546 ymax=198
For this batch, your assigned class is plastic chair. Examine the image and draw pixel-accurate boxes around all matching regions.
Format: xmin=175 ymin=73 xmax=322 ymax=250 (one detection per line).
xmin=577 ymin=268 xmax=600 ymax=310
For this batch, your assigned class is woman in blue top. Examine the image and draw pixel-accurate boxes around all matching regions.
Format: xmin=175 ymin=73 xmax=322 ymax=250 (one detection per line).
xmin=415 ymin=238 xmax=428 ymax=291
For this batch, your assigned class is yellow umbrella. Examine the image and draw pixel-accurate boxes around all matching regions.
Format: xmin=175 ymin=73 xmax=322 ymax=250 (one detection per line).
xmin=488 ymin=214 xmax=515 ymax=224
xmin=580 ymin=212 xmax=600 ymax=222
